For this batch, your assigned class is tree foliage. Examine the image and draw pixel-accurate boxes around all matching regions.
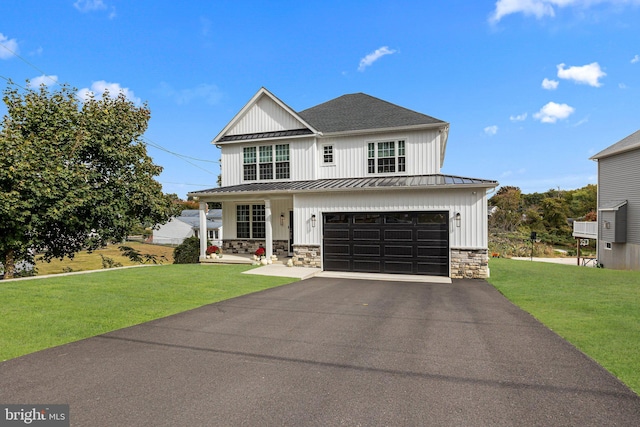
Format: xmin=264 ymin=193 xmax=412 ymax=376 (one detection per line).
xmin=0 ymin=83 xmax=175 ymax=278
xmin=489 ymin=184 xmax=598 ymax=246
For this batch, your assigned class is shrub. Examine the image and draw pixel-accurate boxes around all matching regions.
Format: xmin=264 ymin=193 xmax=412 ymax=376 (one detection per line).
xmin=255 ymin=247 xmax=265 ymax=258
xmin=173 ymin=236 xmax=202 ymax=264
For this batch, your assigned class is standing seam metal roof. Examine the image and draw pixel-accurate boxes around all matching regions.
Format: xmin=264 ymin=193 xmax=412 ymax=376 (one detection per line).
xmin=190 ymin=174 xmax=498 ymax=196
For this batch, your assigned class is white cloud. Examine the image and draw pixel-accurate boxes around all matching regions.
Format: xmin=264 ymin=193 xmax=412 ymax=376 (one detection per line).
xmin=489 ymin=0 xmax=640 ymax=24
xmin=27 ymin=75 xmax=58 ymax=88
xmin=542 ymin=78 xmax=559 ymax=90
xmin=632 ymin=55 xmax=640 ymax=63
xmin=484 ymin=125 xmax=499 ymax=136
xmin=358 ymin=46 xmax=397 ymax=72
xmin=74 ymin=0 xmax=106 ymax=12
xmin=77 ymin=81 xmax=141 ymax=105
xmin=619 ymin=83 xmax=628 ymax=89
xmin=557 ymin=62 xmax=606 ymax=87
xmin=156 ymin=82 xmax=222 ymax=105
xmin=534 ymin=101 xmax=575 ymax=123
xmin=510 ymin=112 xmax=528 ymax=121
xmin=0 ymin=33 xmax=19 ymax=59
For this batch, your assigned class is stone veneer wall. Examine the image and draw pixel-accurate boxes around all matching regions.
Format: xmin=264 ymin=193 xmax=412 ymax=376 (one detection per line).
xmin=223 ymin=240 xmax=289 ymax=256
xmin=292 ymin=244 xmax=322 ymax=268
xmin=450 ymin=248 xmax=489 ymax=279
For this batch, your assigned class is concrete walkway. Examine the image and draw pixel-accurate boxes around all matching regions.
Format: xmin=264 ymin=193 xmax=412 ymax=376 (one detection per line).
xmin=1 ymin=278 xmax=638 ymax=426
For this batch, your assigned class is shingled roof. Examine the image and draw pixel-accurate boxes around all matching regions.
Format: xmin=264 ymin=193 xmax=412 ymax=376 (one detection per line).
xmin=298 ymin=93 xmax=446 ymax=134
xmin=590 ymin=129 xmax=640 ymax=160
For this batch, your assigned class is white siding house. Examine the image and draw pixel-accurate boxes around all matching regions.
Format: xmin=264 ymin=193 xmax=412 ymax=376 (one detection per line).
xmin=590 ymin=129 xmax=640 ymax=270
xmin=153 ymin=209 xmax=222 ymax=246
xmin=190 ymin=88 xmax=498 ymax=278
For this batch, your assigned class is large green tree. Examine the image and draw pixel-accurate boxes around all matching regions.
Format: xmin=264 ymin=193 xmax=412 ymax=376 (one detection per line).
xmin=0 ymin=83 xmax=174 ymax=278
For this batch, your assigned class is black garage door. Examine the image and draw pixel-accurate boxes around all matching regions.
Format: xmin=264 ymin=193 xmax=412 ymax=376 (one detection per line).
xmin=323 ymin=212 xmax=449 ymax=276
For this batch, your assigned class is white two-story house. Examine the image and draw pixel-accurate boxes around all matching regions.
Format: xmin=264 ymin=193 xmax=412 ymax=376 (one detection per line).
xmin=189 ymin=88 xmax=498 ymax=278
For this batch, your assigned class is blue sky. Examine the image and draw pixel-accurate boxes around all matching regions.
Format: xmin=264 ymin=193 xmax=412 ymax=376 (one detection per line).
xmin=1 ymin=0 xmax=639 ymax=198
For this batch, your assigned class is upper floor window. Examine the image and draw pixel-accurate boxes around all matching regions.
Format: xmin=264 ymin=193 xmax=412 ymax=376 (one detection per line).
xmin=323 ymin=145 xmax=334 ymax=164
xmin=243 ymin=144 xmax=289 ymax=181
xmin=367 ymin=140 xmax=405 ymax=174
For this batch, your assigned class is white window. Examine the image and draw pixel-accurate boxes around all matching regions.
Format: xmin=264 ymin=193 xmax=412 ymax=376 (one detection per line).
xmin=605 ymin=242 xmax=612 ymax=250
xmin=367 ymin=140 xmax=406 ymax=174
xmin=243 ymin=144 xmax=289 ymax=181
xmin=322 ymin=145 xmax=334 ymax=164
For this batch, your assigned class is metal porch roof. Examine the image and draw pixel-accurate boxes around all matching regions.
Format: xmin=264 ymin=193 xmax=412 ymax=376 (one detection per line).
xmin=189 ymin=174 xmax=498 ymax=197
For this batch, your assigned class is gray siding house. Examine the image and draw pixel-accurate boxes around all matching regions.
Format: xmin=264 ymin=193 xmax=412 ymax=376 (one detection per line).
xmin=590 ymin=129 xmax=640 ymax=269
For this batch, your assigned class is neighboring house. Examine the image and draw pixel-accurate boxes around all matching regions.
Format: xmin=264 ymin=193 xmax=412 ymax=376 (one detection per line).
xmin=152 ymin=209 xmax=222 ymax=246
xmin=590 ymin=129 xmax=640 ymax=270
xmin=189 ymin=88 xmax=498 ymax=278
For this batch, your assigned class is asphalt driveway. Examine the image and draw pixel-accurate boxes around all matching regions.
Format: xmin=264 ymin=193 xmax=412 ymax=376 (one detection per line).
xmin=1 ymin=277 xmax=639 ymax=426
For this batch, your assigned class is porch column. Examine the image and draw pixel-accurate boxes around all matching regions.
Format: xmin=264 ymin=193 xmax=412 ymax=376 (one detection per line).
xmin=199 ymin=201 xmax=208 ymax=261
xmin=265 ymin=199 xmax=273 ymax=258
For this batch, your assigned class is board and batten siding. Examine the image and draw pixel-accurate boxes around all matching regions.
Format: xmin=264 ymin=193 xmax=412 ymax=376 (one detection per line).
xmin=227 ymin=96 xmax=306 ymax=136
xmin=293 ymin=188 xmax=489 ymax=249
xmin=317 ymin=129 xmax=441 ymax=179
xmin=220 ymin=137 xmax=316 ymax=186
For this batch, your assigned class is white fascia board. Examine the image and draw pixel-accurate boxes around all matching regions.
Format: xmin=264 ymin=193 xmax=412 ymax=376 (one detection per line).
xmin=211 ymin=87 xmax=320 ymax=144
xmin=318 ymin=122 xmax=448 ymax=139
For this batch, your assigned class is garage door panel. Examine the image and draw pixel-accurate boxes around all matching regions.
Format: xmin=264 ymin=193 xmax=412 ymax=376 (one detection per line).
xmin=353 ymin=260 xmax=382 ymax=272
xmin=384 ymin=261 xmax=414 ymax=274
xmin=417 ymin=246 xmax=447 ymax=257
xmin=353 ymin=245 xmax=381 ymax=256
xmin=417 ymin=229 xmax=448 ymax=240
xmin=384 ymin=245 xmax=413 ymax=257
xmin=324 ymin=244 xmax=350 ymax=256
xmin=383 ymin=229 xmax=413 ymax=241
xmin=353 ymin=229 xmax=381 ymax=240
xmin=324 ymin=259 xmax=351 ymax=271
xmin=324 ymin=229 xmax=349 ymax=240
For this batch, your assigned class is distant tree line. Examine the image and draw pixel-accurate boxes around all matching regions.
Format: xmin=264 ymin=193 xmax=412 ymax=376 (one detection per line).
xmin=489 ymin=184 xmax=597 ymax=247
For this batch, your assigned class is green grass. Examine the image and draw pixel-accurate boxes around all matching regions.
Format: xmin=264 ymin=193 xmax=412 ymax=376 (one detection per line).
xmin=488 ymin=258 xmax=640 ymax=394
xmin=0 ymin=264 xmax=297 ymax=362
xmin=34 ymin=242 xmax=176 ymax=275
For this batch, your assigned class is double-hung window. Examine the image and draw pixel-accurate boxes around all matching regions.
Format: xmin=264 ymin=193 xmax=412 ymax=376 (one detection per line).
xmin=236 ymin=204 xmax=265 ymax=238
xmin=367 ymin=140 xmax=406 ymax=174
xmin=243 ymin=144 xmax=289 ymax=181
xmin=275 ymin=144 xmax=290 ymax=179
xmin=243 ymin=147 xmax=257 ymax=181
xmin=322 ymin=145 xmax=334 ymax=164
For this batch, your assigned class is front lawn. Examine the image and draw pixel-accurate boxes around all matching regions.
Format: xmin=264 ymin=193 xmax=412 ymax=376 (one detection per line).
xmin=488 ymin=258 xmax=640 ymax=394
xmin=0 ymin=264 xmax=298 ymax=362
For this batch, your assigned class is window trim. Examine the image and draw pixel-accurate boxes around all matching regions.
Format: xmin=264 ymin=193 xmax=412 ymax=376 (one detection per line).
xmin=322 ymin=144 xmax=335 ymax=166
xmin=236 ymin=204 xmax=266 ymax=239
xmin=366 ymin=139 xmax=406 ymax=175
xmin=242 ymin=144 xmax=290 ymax=182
